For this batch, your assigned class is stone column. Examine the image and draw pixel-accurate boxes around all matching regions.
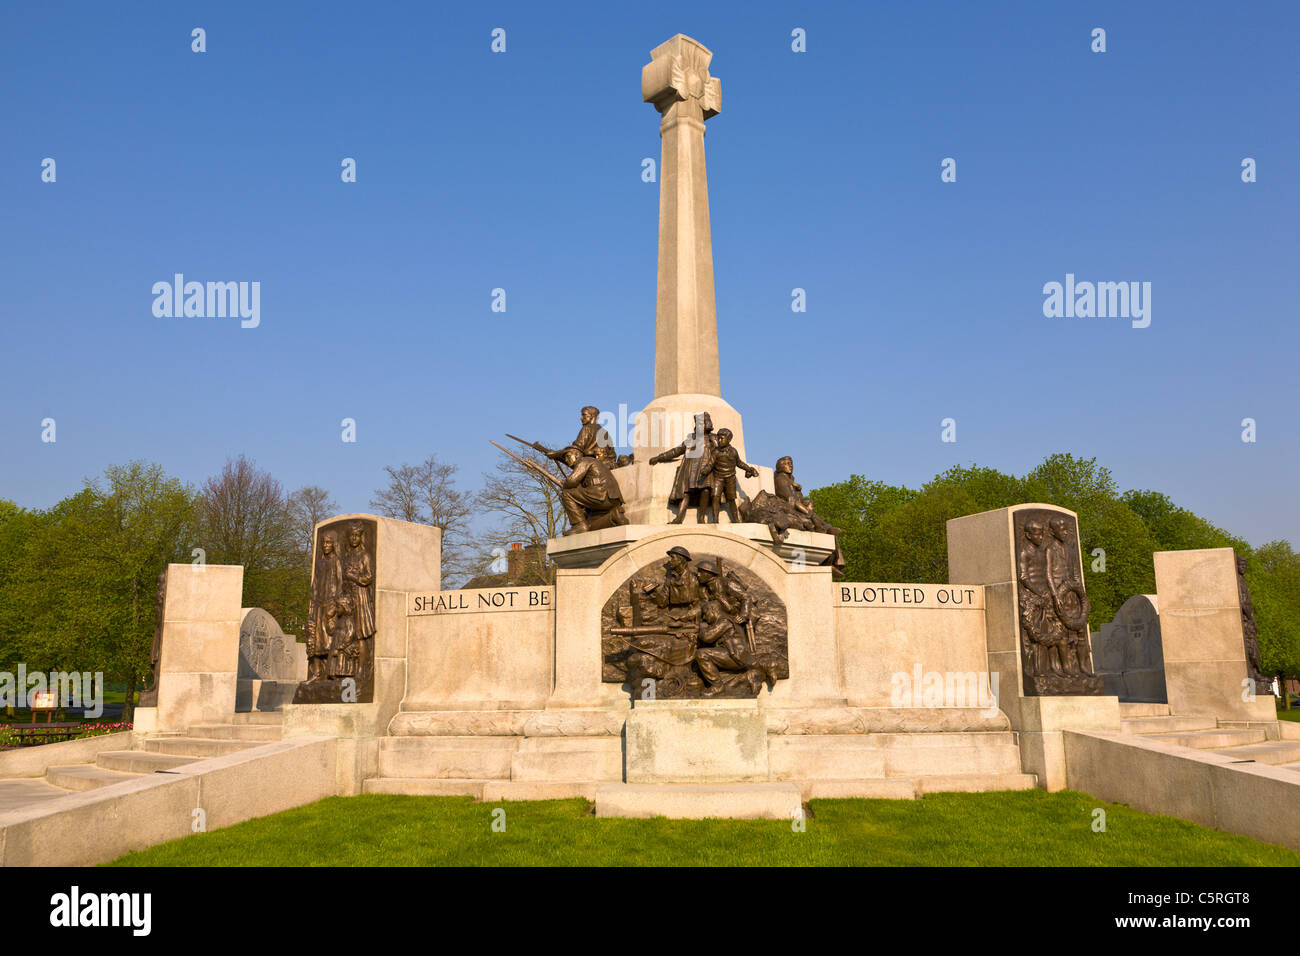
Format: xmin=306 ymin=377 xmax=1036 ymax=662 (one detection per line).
xmin=623 ymin=37 xmax=770 ymax=520
xmin=1153 ymin=548 xmax=1277 ymax=722
xmin=643 ymin=33 xmax=722 ymax=400
xmin=135 ymin=564 xmax=244 ymax=733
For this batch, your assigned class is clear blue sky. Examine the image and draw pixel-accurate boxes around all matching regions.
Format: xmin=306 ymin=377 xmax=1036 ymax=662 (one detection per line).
xmin=2 ymin=0 xmax=1297 ymax=547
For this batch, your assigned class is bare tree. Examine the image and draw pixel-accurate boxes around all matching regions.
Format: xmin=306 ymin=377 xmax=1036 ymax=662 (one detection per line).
xmin=287 ymin=485 xmax=338 ymax=562
xmin=472 ymin=444 xmax=568 ymax=584
xmin=196 ymin=455 xmax=295 ymax=569
xmin=371 ymin=455 xmax=473 ymax=586
xmin=369 ymin=465 xmax=422 ymax=523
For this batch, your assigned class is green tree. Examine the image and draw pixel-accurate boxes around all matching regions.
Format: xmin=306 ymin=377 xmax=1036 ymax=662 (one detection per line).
xmin=1246 ymin=541 xmax=1300 ymax=691
xmin=0 ymin=466 xmax=195 ymax=721
xmin=195 ymin=455 xmax=307 ymax=633
xmin=809 ymin=476 xmax=916 ymax=582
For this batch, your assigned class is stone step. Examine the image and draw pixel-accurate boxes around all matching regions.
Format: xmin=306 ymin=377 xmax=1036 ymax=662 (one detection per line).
xmin=510 ymin=748 xmax=623 ymax=782
xmin=188 ymin=723 xmax=282 ymax=741
xmin=801 ymin=779 xmax=917 ymax=800
xmin=769 ymin=732 xmax=1024 ymax=780
xmin=46 ymin=764 xmax=138 ymax=792
xmin=143 ymin=737 xmax=262 ymax=757
xmin=482 ymin=781 xmax=601 ymax=802
xmin=96 ymin=750 xmax=197 ymax=773
xmin=231 ymin=712 xmax=285 ymax=725
xmin=913 ymin=772 xmax=1038 ymax=794
xmin=803 ymin=772 xmax=1037 ymax=798
xmin=377 ymin=737 xmax=519 ymax=780
xmin=362 ymin=778 xmax=487 ymax=797
xmin=769 ymin=741 xmax=885 ymax=780
xmin=1118 ymin=702 xmax=1172 ymax=718
xmin=1150 ymin=729 xmax=1269 ymax=750
xmin=595 ymin=782 xmax=803 ymax=820
xmin=883 ymin=741 xmax=1023 ymax=778
xmin=1211 ymin=741 xmax=1300 ymax=766
xmin=1122 ymin=716 xmax=1218 ymax=734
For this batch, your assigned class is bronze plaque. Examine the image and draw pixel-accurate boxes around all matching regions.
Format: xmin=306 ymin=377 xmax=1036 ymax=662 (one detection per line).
xmin=1012 ymin=508 xmax=1103 ymax=696
xmin=293 ymin=517 xmax=377 ymax=704
xmin=601 ymin=547 xmax=789 ymax=699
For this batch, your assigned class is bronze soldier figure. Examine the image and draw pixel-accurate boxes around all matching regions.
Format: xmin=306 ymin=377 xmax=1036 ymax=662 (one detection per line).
xmin=559 ymin=446 xmax=629 ymax=534
xmin=516 ymin=406 xmax=616 ymax=465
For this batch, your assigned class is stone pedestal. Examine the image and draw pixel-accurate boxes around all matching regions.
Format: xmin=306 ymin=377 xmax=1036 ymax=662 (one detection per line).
xmin=1092 ymin=594 xmax=1168 ymax=703
xmin=1153 ymin=548 xmax=1276 ymax=722
xmin=947 ymin=503 xmax=1104 ymax=702
xmin=151 ymin=564 xmax=244 ymax=732
xmin=285 ymin=514 xmax=440 ymax=789
xmin=624 ymin=700 xmax=768 ymax=783
xmin=547 ymin=522 xmax=836 ymax=570
xmin=1014 ymin=695 xmax=1121 ymax=791
xmin=547 ymin=525 xmax=842 ymax=712
xmin=947 ymin=504 xmax=1117 ymax=789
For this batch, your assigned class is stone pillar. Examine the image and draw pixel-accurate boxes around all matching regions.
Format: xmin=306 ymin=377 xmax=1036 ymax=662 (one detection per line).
xmin=947 ymin=504 xmax=1119 ymax=791
xmin=548 ymin=567 xmax=622 ymax=709
xmin=643 ymin=33 xmax=722 ymax=400
xmin=1153 ymin=548 xmax=1276 ymax=722
xmin=135 ymin=564 xmax=244 ymax=733
xmin=283 ymin=514 xmax=440 ymax=794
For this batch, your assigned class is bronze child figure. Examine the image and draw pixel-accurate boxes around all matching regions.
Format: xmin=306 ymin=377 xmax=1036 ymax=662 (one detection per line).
xmin=700 ymin=427 xmax=757 ymax=523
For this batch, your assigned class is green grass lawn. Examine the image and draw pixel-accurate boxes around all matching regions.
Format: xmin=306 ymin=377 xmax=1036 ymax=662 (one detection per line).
xmin=1277 ymin=707 xmax=1299 ymax=723
xmin=105 ymin=789 xmax=1299 ymax=867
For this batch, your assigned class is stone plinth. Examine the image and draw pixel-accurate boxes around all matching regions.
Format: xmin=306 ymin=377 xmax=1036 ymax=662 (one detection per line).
xmin=624 ymin=700 xmax=768 ymax=783
xmin=947 ymin=504 xmax=1118 ymax=790
xmin=547 ymin=522 xmax=835 ymax=570
xmin=236 ymin=606 xmax=305 ymax=712
xmin=1014 ymin=694 xmax=1121 ymax=791
xmin=548 ymin=525 xmax=841 ymax=711
xmin=402 ymin=585 xmax=555 ymax=712
xmin=285 ymin=513 xmax=441 ymax=791
xmin=615 ymin=391 xmax=774 ymax=527
xmin=1092 ymin=594 xmax=1167 ymax=703
xmin=1153 ymin=548 xmax=1276 ymax=722
xmin=595 ymin=782 xmax=802 ymax=820
xmin=153 ymin=564 xmax=244 ymax=731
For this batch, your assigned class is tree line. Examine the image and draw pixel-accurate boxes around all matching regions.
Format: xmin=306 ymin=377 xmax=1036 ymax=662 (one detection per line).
xmin=0 ymin=446 xmax=564 ymax=719
xmin=1 ymin=449 xmax=1294 ymax=720
xmin=811 ymin=453 xmax=1300 ymax=684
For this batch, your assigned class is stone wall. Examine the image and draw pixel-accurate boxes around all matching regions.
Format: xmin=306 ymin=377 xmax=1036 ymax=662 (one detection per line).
xmin=833 ymin=583 xmax=990 ymax=708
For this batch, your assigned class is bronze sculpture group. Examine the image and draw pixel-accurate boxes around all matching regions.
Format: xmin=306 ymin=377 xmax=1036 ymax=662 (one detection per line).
xmin=1014 ymin=511 xmax=1103 ymax=695
xmin=1237 ymin=553 xmax=1269 ymax=692
xmin=603 ymin=546 xmax=788 ymax=698
xmin=296 ymin=519 xmax=378 ymax=703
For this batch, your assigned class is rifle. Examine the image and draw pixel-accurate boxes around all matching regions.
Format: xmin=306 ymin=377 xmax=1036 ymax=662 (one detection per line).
xmin=505 ymin=433 xmax=569 ymax=476
xmin=717 ymin=558 xmax=757 ymax=655
xmin=490 ymin=441 xmax=564 ymax=490
xmin=506 ymin=433 xmax=551 ymax=455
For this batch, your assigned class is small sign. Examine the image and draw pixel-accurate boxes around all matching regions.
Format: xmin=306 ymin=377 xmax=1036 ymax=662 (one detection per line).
xmin=834 ymin=583 xmax=984 ymax=610
xmin=408 ymin=586 xmax=554 ymax=616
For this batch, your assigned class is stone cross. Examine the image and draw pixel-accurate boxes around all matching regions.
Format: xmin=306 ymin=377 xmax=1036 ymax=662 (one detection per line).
xmin=643 ymin=35 xmax=723 ymax=398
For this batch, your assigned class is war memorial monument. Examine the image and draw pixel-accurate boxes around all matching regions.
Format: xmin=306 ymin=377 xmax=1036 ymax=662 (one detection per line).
xmin=0 ymin=34 xmax=1295 ymax=865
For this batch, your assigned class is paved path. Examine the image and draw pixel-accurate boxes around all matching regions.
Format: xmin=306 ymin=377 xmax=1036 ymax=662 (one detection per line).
xmin=0 ymin=778 xmax=71 ymax=817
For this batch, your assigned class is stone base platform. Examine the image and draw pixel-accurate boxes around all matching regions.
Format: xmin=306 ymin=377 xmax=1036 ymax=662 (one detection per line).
xmin=547 ymin=523 xmax=836 ymax=570
xmin=369 ymin=704 xmax=1031 ymax=812
xmin=594 ymin=783 xmax=803 ymax=819
xmin=236 ymin=679 xmax=299 ymax=712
